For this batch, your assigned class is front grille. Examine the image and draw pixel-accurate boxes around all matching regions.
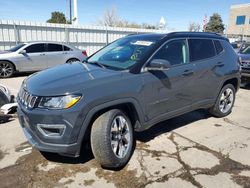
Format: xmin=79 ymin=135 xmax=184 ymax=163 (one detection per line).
xmin=19 ymin=88 xmax=38 ymax=108
xmin=242 ymin=67 xmax=250 ymax=73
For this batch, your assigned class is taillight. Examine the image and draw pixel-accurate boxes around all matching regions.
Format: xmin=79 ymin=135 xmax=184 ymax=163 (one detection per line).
xmin=82 ymin=50 xmax=88 ymax=57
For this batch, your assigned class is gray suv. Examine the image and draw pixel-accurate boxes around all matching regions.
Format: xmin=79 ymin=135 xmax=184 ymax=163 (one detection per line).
xmin=17 ymin=32 xmax=240 ymax=169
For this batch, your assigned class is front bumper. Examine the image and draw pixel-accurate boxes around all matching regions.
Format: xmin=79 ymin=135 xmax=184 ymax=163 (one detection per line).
xmin=17 ymin=100 xmax=87 ymax=157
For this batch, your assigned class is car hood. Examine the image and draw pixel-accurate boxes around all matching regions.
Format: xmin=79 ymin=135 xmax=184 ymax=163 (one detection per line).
xmin=238 ymin=53 xmax=250 ymax=61
xmin=25 ymin=62 xmax=123 ymax=96
xmin=0 ymin=51 xmax=14 ymax=57
xmin=0 ymin=51 xmax=9 ymax=54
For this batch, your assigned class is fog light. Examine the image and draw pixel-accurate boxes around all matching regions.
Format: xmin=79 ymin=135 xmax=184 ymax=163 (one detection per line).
xmin=37 ymin=124 xmax=66 ymax=137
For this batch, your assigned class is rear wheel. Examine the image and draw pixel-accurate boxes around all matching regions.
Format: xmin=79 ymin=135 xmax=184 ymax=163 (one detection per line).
xmin=0 ymin=61 xmax=14 ymax=78
xmin=209 ymin=84 xmax=236 ymax=117
xmin=90 ymin=109 xmax=134 ymax=169
xmin=66 ymin=58 xmax=80 ymax=64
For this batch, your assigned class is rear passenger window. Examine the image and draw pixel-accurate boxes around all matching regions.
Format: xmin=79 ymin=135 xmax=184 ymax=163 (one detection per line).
xmin=189 ymin=39 xmax=216 ymax=61
xmin=63 ymin=45 xmax=72 ymax=51
xmin=47 ymin=44 xmax=63 ymax=52
xmin=214 ymin=40 xmax=224 ymax=54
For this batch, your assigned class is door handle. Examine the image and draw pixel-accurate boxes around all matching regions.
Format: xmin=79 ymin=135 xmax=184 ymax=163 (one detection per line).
xmin=182 ymin=70 xmax=194 ymax=76
xmin=216 ymin=62 xmax=224 ymax=67
xmin=40 ymin=53 xmax=45 ymax=56
xmin=63 ymin=52 xmax=68 ymax=54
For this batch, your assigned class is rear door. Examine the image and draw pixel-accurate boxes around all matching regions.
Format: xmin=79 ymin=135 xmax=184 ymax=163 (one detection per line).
xmin=141 ymin=39 xmax=196 ymax=121
xmin=46 ymin=43 xmax=65 ymax=68
xmin=188 ymin=38 xmax=221 ymax=106
xmin=18 ymin=43 xmax=47 ymax=71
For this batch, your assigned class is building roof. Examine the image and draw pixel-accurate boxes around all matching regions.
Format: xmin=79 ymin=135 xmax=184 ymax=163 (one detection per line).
xmin=230 ymin=3 xmax=250 ymax=9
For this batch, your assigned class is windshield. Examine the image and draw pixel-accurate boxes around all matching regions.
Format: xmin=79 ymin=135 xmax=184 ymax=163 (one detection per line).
xmin=8 ymin=43 xmax=26 ymax=52
xmin=239 ymin=43 xmax=250 ymax=54
xmin=87 ymin=36 xmax=160 ymax=70
xmin=231 ymin=43 xmax=238 ymax=49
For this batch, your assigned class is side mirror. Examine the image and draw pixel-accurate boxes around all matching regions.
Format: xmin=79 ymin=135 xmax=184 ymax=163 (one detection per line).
xmin=146 ymin=59 xmax=171 ymax=71
xmin=19 ymin=50 xmax=26 ymax=54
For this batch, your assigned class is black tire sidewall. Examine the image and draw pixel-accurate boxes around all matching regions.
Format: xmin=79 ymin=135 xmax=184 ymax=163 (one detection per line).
xmin=91 ymin=109 xmax=134 ymax=168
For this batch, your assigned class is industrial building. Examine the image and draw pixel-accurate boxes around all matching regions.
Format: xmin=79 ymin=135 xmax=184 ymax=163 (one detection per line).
xmin=227 ymin=3 xmax=250 ymax=41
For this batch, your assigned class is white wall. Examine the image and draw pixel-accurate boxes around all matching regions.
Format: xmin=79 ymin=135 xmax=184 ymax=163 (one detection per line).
xmin=0 ymin=20 xmax=166 ymax=55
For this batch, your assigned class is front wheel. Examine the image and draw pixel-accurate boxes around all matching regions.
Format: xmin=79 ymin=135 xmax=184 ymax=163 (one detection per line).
xmin=90 ymin=109 xmax=134 ymax=169
xmin=0 ymin=61 xmax=14 ymax=78
xmin=209 ymin=84 xmax=236 ymax=117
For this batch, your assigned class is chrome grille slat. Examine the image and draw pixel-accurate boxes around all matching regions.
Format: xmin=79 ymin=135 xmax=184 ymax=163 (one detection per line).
xmin=19 ymin=88 xmax=38 ymax=108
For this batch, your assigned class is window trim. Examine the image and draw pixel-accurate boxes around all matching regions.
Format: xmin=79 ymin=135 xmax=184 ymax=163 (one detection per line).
xmin=141 ymin=38 xmax=190 ymax=72
xmin=236 ymin=15 xmax=246 ymax=25
xmin=188 ymin=38 xmax=217 ymax=63
xmin=213 ymin=40 xmax=225 ymax=55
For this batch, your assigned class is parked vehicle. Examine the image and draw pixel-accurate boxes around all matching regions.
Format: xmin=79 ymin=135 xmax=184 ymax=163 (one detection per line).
xmin=231 ymin=42 xmax=241 ymax=52
xmin=0 ymin=42 xmax=87 ymax=78
xmin=0 ymin=84 xmax=12 ymax=107
xmin=17 ymin=32 xmax=240 ymax=169
xmin=238 ymin=42 xmax=250 ymax=84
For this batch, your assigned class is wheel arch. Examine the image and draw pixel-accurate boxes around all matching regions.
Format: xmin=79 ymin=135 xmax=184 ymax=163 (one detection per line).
xmin=222 ymin=77 xmax=239 ymax=91
xmin=76 ymin=98 xmax=144 ymax=153
xmin=66 ymin=58 xmax=80 ymax=63
xmin=0 ymin=59 xmax=17 ymax=71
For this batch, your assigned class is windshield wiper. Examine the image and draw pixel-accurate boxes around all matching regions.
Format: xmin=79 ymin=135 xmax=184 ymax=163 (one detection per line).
xmin=84 ymin=60 xmax=106 ymax=69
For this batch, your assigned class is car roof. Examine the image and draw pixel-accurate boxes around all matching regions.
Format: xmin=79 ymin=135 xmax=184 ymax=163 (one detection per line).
xmin=126 ymin=32 xmax=227 ymax=41
xmin=22 ymin=41 xmax=79 ymax=50
xmin=25 ymin=41 xmax=67 ymax=45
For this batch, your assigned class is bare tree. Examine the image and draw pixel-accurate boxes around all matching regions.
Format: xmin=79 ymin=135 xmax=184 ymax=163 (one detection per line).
xmin=97 ymin=6 xmax=158 ymax=29
xmin=98 ymin=6 xmax=120 ymax=27
xmin=188 ymin=22 xmax=201 ymax=32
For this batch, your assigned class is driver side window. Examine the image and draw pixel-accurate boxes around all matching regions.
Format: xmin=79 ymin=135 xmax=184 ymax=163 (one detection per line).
xmin=153 ymin=39 xmax=188 ymax=66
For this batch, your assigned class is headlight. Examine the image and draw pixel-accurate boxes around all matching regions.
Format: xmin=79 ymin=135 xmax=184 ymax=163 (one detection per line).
xmin=38 ymin=95 xmax=81 ymax=109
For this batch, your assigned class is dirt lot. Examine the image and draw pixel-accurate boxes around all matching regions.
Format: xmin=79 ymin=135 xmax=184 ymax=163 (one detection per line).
xmin=1 ymin=74 xmax=250 ymax=188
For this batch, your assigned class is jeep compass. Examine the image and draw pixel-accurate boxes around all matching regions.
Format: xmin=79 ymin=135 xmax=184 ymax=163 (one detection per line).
xmin=17 ymin=32 xmax=240 ymax=168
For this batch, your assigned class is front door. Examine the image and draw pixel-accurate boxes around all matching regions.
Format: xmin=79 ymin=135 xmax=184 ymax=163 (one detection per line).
xmin=18 ymin=43 xmax=47 ymax=71
xmin=141 ymin=39 xmax=196 ymax=121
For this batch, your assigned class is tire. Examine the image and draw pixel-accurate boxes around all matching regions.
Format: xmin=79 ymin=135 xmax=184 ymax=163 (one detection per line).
xmin=0 ymin=61 xmax=14 ymax=78
xmin=209 ymin=84 xmax=236 ymax=117
xmin=90 ymin=109 xmax=134 ymax=169
xmin=66 ymin=58 xmax=80 ymax=64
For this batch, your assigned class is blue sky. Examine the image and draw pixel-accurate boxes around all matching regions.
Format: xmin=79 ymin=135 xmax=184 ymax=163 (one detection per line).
xmin=0 ymin=0 xmax=249 ymax=30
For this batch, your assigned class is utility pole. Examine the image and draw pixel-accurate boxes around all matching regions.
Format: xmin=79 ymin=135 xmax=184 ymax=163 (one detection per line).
xmin=73 ymin=0 xmax=78 ymax=25
xmin=69 ymin=0 xmax=72 ymax=24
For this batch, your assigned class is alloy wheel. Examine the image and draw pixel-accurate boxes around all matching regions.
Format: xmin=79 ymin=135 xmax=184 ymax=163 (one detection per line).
xmin=219 ymin=88 xmax=234 ymax=113
xmin=110 ymin=115 xmax=131 ymax=159
xmin=0 ymin=62 xmax=13 ymax=78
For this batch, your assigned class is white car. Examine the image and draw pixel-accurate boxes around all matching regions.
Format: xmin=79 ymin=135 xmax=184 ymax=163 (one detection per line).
xmin=0 ymin=42 xmax=87 ymax=78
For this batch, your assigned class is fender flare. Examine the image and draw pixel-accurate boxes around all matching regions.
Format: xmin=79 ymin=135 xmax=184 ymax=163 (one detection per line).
xmin=75 ymin=97 xmax=144 ymax=154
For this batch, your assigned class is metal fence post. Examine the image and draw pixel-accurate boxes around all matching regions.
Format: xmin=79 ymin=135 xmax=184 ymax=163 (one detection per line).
xmin=65 ymin=27 xmax=69 ymax=43
xmin=13 ymin=23 xmax=20 ymax=45
xmin=106 ymin=26 xmax=109 ymax=45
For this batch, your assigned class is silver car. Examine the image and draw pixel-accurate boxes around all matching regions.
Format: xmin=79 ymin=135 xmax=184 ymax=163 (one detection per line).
xmin=0 ymin=42 xmax=87 ymax=78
